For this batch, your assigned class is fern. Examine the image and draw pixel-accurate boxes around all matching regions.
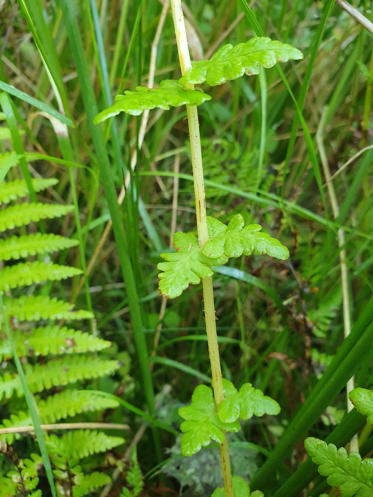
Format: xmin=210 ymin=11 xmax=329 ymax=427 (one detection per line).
xmin=121 ymin=447 xmax=144 ymax=497
xmin=305 ymin=438 xmax=373 ymax=497
xmin=218 ymin=379 xmax=280 ymax=423
xmin=0 ymin=233 xmax=78 ymax=261
xmin=0 ymin=261 xmax=82 ymax=292
xmin=0 ymin=326 xmax=110 ymax=359
xmin=72 ymin=472 xmax=111 ymax=497
xmin=179 ymin=37 xmax=303 ymax=86
xmin=94 ymin=79 xmax=211 ymax=122
xmin=47 ymin=430 xmax=125 ymax=461
xmin=3 ymin=295 xmax=94 ymax=321
xmin=203 ymin=215 xmax=289 ymax=260
xmin=0 ymin=202 xmax=74 ymax=231
xmin=0 ymin=390 xmax=119 ymax=443
xmin=0 ymin=356 xmax=120 ymax=399
xmin=0 ymin=177 xmax=58 ymax=204
xmin=212 ymin=475 xmax=263 ymax=497
xmin=178 ymin=384 xmax=240 ymax=457
xmin=158 ymin=232 xmax=224 ymax=298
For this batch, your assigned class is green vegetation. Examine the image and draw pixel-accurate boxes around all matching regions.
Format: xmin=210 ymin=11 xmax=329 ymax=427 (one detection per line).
xmin=0 ymin=0 xmax=372 ymax=496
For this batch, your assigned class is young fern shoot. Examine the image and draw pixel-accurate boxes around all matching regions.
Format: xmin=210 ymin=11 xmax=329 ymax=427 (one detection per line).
xmin=95 ymin=2 xmax=302 ymax=494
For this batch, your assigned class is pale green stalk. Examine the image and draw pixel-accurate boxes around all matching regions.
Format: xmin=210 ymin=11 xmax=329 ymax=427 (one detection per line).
xmin=170 ymin=1 xmax=233 ymax=496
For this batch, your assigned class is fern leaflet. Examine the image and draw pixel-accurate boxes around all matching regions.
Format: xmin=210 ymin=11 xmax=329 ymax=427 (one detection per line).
xmin=0 ymin=233 xmax=78 ymax=261
xmin=72 ymin=472 xmax=111 ymax=497
xmin=305 ymin=437 xmax=373 ymax=497
xmin=0 ymin=325 xmax=110 ymax=359
xmin=94 ymin=80 xmax=211 ymax=122
xmin=0 ymin=357 xmax=120 ymax=399
xmin=0 ymin=177 xmax=58 ymax=204
xmin=0 ymin=261 xmax=82 ymax=292
xmin=47 ymin=430 xmax=124 ymax=461
xmin=0 ymin=203 xmax=74 ymax=231
xmin=179 ymin=37 xmax=303 ymax=86
xmin=349 ymin=388 xmax=373 ymax=424
xmin=4 ymin=295 xmax=93 ymax=321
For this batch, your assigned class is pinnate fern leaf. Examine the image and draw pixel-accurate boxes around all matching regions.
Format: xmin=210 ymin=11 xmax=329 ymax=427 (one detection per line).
xmin=179 ymin=37 xmax=303 ymax=86
xmin=0 ymin=326 xmax=110 ymax=359
xmin=178 ymin=384 xmax=240 ymax=456
xmin=0 ymin=390 xmax=119 ymax=443
xmin=0 ymin=233 xmax=78 ymax=261
xmin=121 ymin=447 xmax=143 ymax=497
xmin=47 ymin=430 xmax=124 ymax=461
xmin=349 ymin=388 xmax=373 ymax=424
xmin=203 ymin=215 xmax=289 ymax=260
xmin=212 ymin=475 xmax=263 ymax=497
xmin=158 ymin=232 xmax=224 ymax=299
xmin=218 ymin=379 xmax=280 ymax=423
xmin=0 ymin=261 xmax=81 ymax=292
xmin=0 ymin=357 xmax=120 ymax=399
xmin=72 ymin=472 xmax=111 ymax=497
xmin=94 ymin=80 xmax=211 ymax=123
xmin=4 ymin=295 xmax=93 ymax=321
xmin=305 ymin=437 xmax=373 ymax=497
xmin=0 ymin=203 xmax=74 ymax=232
xmin=0 ymin=178 xmax=58 ymax=204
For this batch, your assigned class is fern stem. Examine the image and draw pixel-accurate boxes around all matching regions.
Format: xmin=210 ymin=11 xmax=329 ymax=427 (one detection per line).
xmin=170 ymin=2 xmax=233 ymax=496
xmin=0 ymin=422 xmax=129 ymax=435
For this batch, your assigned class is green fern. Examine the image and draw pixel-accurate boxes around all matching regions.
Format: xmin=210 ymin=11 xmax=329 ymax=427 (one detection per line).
xmin=0 ymin=202 xmax=74 ymax=231
xmin=0 ymin=326 xmax=110 ymax=359
xmin=178 ymin=384 xmax=240 ymax=457
xmin=121 ymin=447 xmax=144 ymax=497
xmin=0 ymin=261 xmax=82 ymax=292
xmin=305 ymin=437 xmax=373 ymax=497
xmin=158 ymin=232 xmax=224 ymax=299
xmin=212 ymin=475 xmax=263 ymax=497
xmin=3 ymin=295 xmax=94 ymax=321
xmin=203 ymin=215 xmax=289 ymax=260
xmin=0 ymin=356 xmax=120 ymax=399
xmin=47 ymin=430 xmax=125 ymax=461
xmin=0 ymin=390 xmax=119 ymax=443
xmin=0 ymin=233 xmax=78 ymax=261
xmin=0 ymin=177 xmax=58 ymax=204
xmin=217 ymin=379 xmax=280 ymax=423
xmin=72 ymin=472 xmax=111 ymax=497
xmin=94 ymin=79 xmax=211 ymax=122
xmin=179 ymin=37 xmax=303 ymax=86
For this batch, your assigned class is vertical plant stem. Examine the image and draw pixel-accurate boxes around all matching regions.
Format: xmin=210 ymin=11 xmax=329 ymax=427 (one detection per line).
xmin=170 ymin=1 xmax=233 ymax=496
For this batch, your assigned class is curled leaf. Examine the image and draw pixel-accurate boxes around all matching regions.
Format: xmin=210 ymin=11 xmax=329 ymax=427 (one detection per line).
xmin=179 ymin=384 xmax=240 ymax=457
xmin=203 ymin=214 xmax=289 ymax=260
xmin=349 ymin=388 xmax=373 ymax=424
xmin=94 ymin=80 xmax=211 ymax=123
xmin=180 ymin=37 xmax=303 ymax=86
xmin=218 ymin=379 xmax=280 ymax=423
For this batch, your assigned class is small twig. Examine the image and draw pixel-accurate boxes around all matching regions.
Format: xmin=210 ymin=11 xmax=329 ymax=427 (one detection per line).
xmin=0 ymin=422 xmax=129 ymax=435
xmin=328 ymin=145 xmax=373 ymax=183
xmin=336 ymin=0 xmax=373 ymax=34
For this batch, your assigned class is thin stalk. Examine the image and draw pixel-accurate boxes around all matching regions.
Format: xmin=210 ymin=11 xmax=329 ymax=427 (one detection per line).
xmin=169 ymin=2 xmax=233 ymax=496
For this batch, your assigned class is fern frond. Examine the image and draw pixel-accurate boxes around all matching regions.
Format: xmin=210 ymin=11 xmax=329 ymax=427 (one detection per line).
xmin=179 ymin=37 xmax=303 ymax=86
xmin=0 ymin=178 xmax=58 ymax=204
xmin=4 ymin=295 xmax=93 ymax=321
xmin=47 ymin=430 xmax=124 ymax=461
xmin=0 ymin=390 xmax=119 ymax=443
xmin=0 ymin=203 xmax=74 ymax=232
xmin=0 ymin=234 xmax=78 ymax=261
xmin=0 ymin=261 xmax=82 ymax=292
xmin=305 ymin=437 xmax=373 ymax=496
xmin=0 ymin=357 xmax=120 ymax=399
xmin=0 ymin=476 xmax=17 ymax=497
xmin=94 ymin=79 xmax=211 ymax=122
xmin=0 ymin=326 xmax=110 ymax=359
xmin=73 ymin=472 xmax=111 ymax=497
